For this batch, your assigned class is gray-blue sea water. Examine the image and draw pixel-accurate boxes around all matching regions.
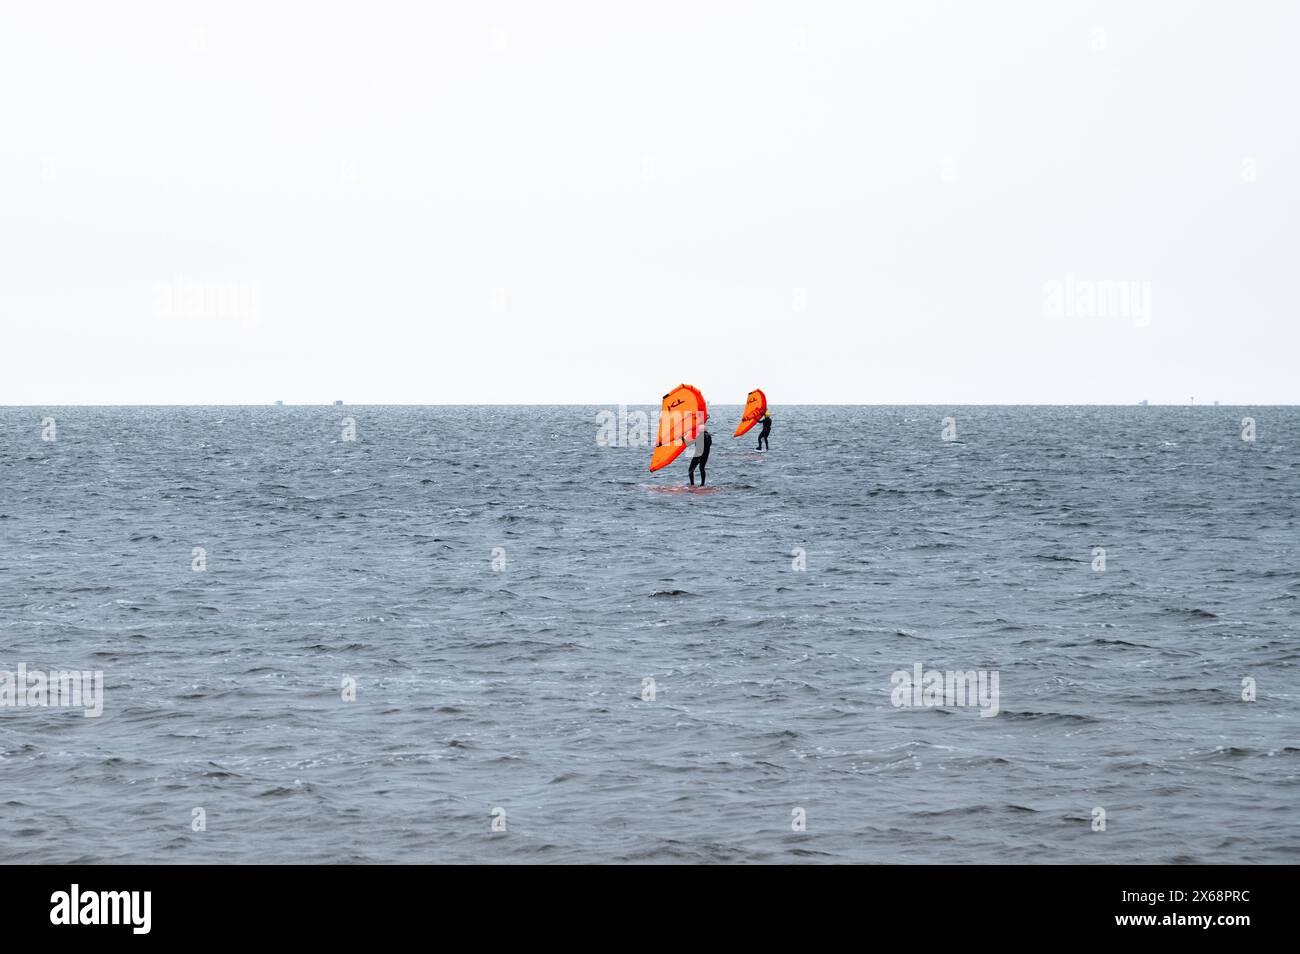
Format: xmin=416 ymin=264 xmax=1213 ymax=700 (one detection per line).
xmin=1 ymin=405 xmax=1297 ymax=864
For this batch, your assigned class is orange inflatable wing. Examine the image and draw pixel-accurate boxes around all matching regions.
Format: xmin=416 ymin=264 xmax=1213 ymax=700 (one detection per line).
xmin=649 ymin=384 xmax=708 ymax=471
xmin=733 ymin=389 xmax=767 ymax=437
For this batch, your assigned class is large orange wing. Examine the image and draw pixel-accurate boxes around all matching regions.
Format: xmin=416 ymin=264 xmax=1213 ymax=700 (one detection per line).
xmin=649 ymin=384 xmax=708 ymax=471
xmin=733 ymin=389 xmax=767 ymax=437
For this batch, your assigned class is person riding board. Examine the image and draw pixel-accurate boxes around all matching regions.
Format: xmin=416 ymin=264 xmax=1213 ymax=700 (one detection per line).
xmin=756 ymin=412 xmax=772 ymax=450
xmin=688 ymin=428 xmax=712 ymax=486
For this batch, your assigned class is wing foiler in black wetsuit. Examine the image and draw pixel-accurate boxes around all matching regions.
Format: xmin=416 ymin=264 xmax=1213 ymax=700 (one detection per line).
xmin=757 ymin=416 xmax=771 ymax=450
xmin=688 ymin=430 xmax=712 ymax=486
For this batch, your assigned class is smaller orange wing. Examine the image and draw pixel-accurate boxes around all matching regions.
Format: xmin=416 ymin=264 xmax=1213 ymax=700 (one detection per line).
xmin=733 ymin=389 xmax=767 ymax=437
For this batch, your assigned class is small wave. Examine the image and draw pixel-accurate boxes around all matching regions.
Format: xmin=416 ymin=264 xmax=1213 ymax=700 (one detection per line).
xmin=1167 ymin=607 xmax=1218 ymax=619
xmin=997 ymin=711 xmax=1100 ymax=725
xmin=1062 ymin=637 xmax=1149 ymax=648
xmin=911 ymin=803 xmax=1039 ymax=818
xmin=1195 ymin=745 xmax=1256 ymax=760
xmin=257 ymin=786 xmax=303 ymax=798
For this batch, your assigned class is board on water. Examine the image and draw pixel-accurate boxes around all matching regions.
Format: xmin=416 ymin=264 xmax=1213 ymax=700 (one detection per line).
xmin=643 ymin=484 xmax=721 ymax=494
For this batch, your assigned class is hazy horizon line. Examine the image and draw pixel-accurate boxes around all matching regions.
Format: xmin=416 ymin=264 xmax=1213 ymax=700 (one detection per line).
xmin=4 ymin=402 xmax=1296 ymax=409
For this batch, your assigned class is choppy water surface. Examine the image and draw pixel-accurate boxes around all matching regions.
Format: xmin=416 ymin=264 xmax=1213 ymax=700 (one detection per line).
xmin=0 ymin=405 xmax=1296 ymax=863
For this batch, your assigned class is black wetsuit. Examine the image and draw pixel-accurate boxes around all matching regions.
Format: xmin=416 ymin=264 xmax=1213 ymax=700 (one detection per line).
xmin=688 ymin=431 xmax=712 ymax=486
xmin=757 ymin=416 xmax=771 ymax=450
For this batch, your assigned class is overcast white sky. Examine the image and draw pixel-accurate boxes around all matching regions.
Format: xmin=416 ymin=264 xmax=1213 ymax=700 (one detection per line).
xmin=2 ymin=1 xmax=1296 ymax=405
